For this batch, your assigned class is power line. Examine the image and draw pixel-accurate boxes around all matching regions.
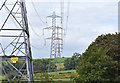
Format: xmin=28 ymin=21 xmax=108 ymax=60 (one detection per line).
xmin=65 ymin=0 xmax=70 ymax=36
xmin=28 ymin=21 xmax=47 ymax=49
xmin=30 ymin=0 xmax=48 ymax=46
xmin=61 ymin=0 xmax=64 ymax=28
xmin=31 ymin=0 xmax=46 ymax=25
xmin=31 ymin=44 xmax=45 ymax=50
xmin=29 ymin=22 xmax=43 ymax=39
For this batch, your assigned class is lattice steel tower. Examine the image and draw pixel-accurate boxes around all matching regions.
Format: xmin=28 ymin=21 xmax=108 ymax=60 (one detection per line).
xmin=43 ymin=11 xmax=64 ymax=72
xmin=0 ymin=0 xmax=34 ymax=82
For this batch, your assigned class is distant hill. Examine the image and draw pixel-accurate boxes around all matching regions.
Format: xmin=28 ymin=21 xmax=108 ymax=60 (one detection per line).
xmin=33 ymin=57 xmax=70 ymax=63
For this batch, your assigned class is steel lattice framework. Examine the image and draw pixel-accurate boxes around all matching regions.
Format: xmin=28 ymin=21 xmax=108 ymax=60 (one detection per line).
xmin=0 ymin=0 xmax=34 ymax=82
xmin=43 ymin=11 xmax=64 ymax=72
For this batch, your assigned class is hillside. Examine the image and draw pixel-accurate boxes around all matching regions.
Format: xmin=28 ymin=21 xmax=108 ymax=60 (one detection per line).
xmin=33 ymin=57 xmax=69 ymax=63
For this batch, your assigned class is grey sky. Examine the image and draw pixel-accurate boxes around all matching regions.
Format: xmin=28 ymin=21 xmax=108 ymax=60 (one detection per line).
xmin=0 ymin=0 xmax=118 ymax=59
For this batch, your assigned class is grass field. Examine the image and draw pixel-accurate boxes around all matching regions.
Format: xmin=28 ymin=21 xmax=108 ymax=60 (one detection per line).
xmin=34 ymin=69 xmax=78 ymax=82
xmin=49 ymin=70 xmax=76 ymax=75
xmin=37 ymin=57 xmax=70 ymax=63
xmin=51 ymin=58 xmax=69 ymax=63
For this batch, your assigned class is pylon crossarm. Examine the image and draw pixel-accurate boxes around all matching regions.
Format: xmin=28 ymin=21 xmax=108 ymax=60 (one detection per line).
xmin=0 ymin=29 xmax=23 ymax=31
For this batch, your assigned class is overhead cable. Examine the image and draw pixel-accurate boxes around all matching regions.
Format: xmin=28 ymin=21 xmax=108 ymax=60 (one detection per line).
xmin=65 ymin=0 xmax=70 ymax=36
xmin=31 ymin=0 xmax=46 ymax=25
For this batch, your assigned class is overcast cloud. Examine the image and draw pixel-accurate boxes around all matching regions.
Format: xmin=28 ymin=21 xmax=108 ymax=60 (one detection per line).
xmin=0 ymin=0 xmax=118 ymax=58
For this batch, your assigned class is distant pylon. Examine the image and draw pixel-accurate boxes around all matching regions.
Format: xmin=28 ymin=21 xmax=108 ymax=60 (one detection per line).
xmin=43 ymin=11 xmax=64 ymax=73
xmin=0 ymin=0 xmax=34 ymax=82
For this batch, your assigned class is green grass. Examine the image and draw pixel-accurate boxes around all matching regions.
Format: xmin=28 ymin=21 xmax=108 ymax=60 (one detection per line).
xmin=0 ymin=75 xmax=6 ymax=81
xmin=1 ymin=70 xmax=77 ymax=82
xmin=53 ymin=78 xmax=70 ymax=81
xmin=33 ymin=57 xmax=70 ymax=63
xmin=51 ymin=58 xmax=69 ymax=63
xmin=59 ymin=70 xmax=76 ymax=73
xmin=34 ymin=69 xmax=77 ymax=82
xmin=49 ymin=70 xmax=76 ymax=75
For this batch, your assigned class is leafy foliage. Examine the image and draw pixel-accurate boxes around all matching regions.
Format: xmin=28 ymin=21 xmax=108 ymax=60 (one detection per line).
xmin=64 ymin=53 xmax=81 ymax=70
xmin=33 ymin=59 xmax=56 ymax=73
xmin=76 ymin=33 xmax=120 ymax=82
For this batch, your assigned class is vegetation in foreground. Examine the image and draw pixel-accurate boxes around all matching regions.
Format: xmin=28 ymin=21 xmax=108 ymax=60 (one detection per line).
xmin=76 ymin=33 xmax=120 ymax=82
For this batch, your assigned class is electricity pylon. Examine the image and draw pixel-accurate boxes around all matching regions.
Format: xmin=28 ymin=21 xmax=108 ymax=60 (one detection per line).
xmin=0 ymin=0 xmax=34 ymax=82
xmin=43 ymin=11 xmax=64 ymax=73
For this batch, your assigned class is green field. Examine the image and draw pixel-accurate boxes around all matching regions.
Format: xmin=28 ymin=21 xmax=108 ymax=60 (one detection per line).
xmin=36 ymin=57 xmax=70 ymax=63
xmin=49 ymin=70 xmax=76 ymax=75
xmin=51 ymin=58 xmax=69 ymax=63
xmin=34 ymin=69 xmax=78 ymax=82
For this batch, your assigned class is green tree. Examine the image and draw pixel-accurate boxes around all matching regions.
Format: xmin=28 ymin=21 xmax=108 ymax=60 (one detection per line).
xmin=64 ymin=53 xmax=81 ymax=70
xmin=64 ymin=58 xmax=71 ymax=70
xmin=76 ymin=47 xmax=117 ymax=82
xmin=33 ymin=59 xmax=56 ymax=73
xmin=76 ymin=33 xmax=120 ymax=82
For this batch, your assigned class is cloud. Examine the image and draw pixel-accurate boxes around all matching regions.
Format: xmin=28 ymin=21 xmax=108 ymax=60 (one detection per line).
xmin=25 ymin=0 xmax=119 ymax=3
xmin=0 ymin=1 xmax=118 ymax=58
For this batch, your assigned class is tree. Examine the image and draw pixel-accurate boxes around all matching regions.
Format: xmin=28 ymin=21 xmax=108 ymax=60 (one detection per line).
xmin=33 ymin=59 xmax=55 ymax=73
xmin=64 ymin=58 xmax=71 ymax=70
xmin=76 ymin=33 xmax=120 ymax=82
xmin=76 ymin=47 xmax=117 ymax=82
xmin=64 ymin=53 xmax=81 ymax=70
